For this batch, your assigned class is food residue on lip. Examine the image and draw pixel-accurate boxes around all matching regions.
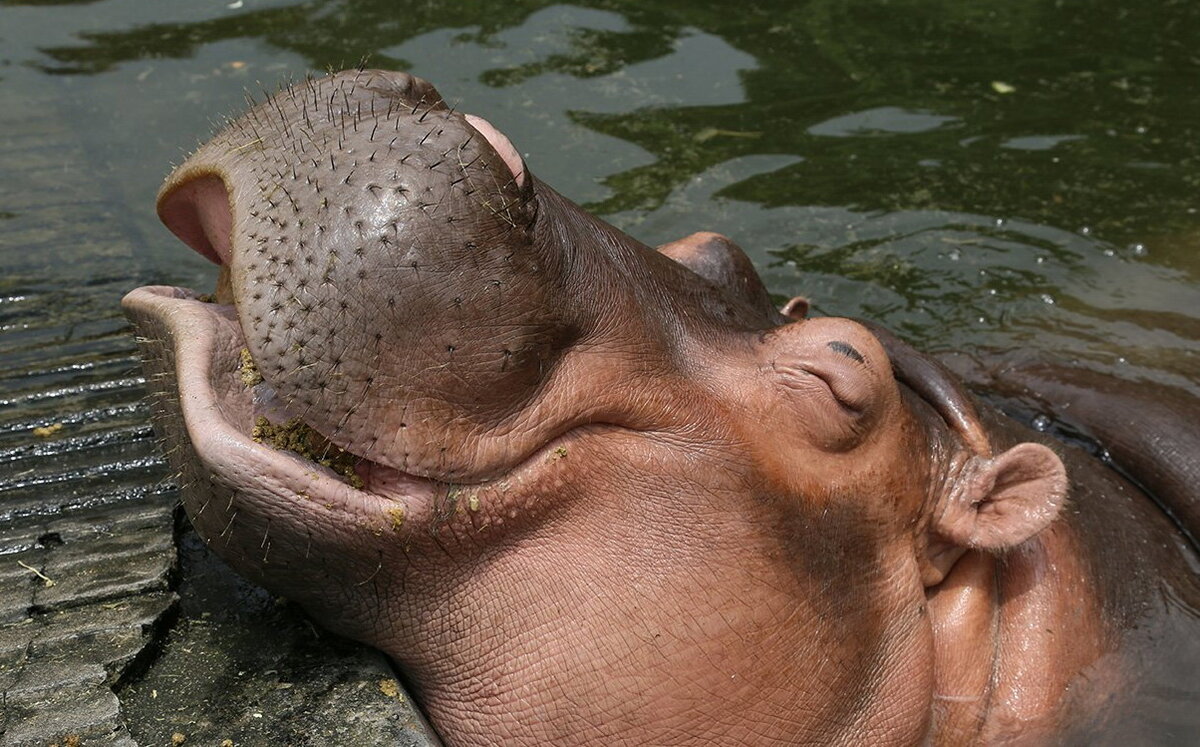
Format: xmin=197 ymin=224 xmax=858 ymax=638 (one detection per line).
xmin=386 ymin=506 xmax=405 ymax=531
xmin=252 ymin=415 xmax=365 ymax=489
xmin=239 ymin=347 xmax=264 ymax=387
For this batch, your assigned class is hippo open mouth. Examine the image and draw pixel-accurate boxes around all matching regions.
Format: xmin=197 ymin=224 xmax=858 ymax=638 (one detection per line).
xmin=125 ymin=283 xmax=433 ymax=510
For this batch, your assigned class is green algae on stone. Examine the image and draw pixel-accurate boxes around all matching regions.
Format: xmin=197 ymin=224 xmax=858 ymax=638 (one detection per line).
xmin=252 ymin=416 xmax=364 ymax=489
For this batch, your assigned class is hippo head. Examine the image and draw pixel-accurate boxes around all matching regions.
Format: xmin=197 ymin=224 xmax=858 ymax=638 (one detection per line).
xmin=124 ymin=70 xmax=1067 ymax=744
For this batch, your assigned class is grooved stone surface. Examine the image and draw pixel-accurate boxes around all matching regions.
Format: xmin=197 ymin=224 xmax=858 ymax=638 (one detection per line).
xmin=0 ymin=85 xmax=439 ymax=746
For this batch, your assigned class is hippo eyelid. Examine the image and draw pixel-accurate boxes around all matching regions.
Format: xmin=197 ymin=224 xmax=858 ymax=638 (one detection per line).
xmin=827 ymin=340 xmax=866 ymax=364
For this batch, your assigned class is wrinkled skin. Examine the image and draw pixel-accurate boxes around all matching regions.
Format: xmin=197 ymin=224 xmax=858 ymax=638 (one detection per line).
xmin=124 ymin=71 xmax=1200 ymax=745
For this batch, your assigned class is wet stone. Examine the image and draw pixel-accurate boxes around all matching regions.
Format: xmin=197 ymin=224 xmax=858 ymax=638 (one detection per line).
xmin=0 ymin=88 xmax=437 ymax=747
xmin=1 ymin=683 xmax=136 ymax=747
xmin=119 ymin=528 xmax=441 ymax=746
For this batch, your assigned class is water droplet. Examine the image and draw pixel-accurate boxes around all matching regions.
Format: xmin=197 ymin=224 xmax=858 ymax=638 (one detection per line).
xmin=1116 ymin=356 xmax=1127 ymax=364
xmin=994 ymin=217 xmax=1007 ymax=228
xmin=1040 ymin=293 xmax=1056 ymax=305
xmin=1099 ymin=448 xmax=1112 ymax=462
xmin=1036 ymin=256 xmax=1046 ymax=264
xmin=1135 ymin=125 xmax=1148 ymax=135
xmin=1102 ymin=248 xmax=1115 ymax=257
xmin=977 ymin=316 xmax=986 ymax=323
xmin=1032 ymin=414 xmax=1052 ymax=431
xmin=988 ymin=288 xmax=998 ymax=295
xmin=1129 ymin=243 xmax=1147 ymax=257
xmin=947 ymin=248 xmax=961 ymax=261
xmin=1078 ymin=226 xmax=1091 ymax=236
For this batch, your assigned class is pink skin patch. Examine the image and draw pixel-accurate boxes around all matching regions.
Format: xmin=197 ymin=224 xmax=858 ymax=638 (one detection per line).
xmin=464 ymin=114 xmax=526 ymax=188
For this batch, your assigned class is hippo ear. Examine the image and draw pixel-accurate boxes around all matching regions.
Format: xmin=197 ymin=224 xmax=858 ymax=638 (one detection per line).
xmin=936 ymin=443 xmax=1067 ymax=551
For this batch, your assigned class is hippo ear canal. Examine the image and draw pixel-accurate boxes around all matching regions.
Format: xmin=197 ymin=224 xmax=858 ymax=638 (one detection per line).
xmin=937 ymin=442 xmax=1068 ymax=551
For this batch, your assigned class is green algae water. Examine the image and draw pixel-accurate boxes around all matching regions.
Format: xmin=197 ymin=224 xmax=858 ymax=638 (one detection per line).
xmin=4 ymin=0 xmax=1197 ymax=391
xmin=1 ymin=0 xmax=1197 ymax=742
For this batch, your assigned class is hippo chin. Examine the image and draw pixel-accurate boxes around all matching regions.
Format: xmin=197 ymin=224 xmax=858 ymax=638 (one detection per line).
xmin=124 ymin=70 xmax=1200 ymax=745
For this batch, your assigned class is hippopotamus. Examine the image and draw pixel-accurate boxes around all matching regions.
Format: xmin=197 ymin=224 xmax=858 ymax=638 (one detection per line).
xmin=123 ymin=70 xmax=1200 ymax=745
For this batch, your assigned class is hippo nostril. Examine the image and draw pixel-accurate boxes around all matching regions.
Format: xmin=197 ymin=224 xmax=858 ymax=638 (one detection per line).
xmin=463 ymin=114 xmax=526 ymax=188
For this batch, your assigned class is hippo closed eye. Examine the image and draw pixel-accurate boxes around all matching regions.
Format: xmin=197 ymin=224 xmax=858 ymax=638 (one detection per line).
xmin=124 ymin=70 xmax=1200 ymax=745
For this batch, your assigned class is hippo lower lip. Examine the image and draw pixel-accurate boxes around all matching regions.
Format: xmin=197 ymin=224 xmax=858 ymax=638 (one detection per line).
xmin=125 ymin=282 xmax=600 ymax=519
xmin=123 ymin=285 xmax=437 ymax=510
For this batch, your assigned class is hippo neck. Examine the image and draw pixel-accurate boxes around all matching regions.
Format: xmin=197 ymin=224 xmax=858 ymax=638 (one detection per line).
xmin=926 ymin=523 xmax=1108 ymax=741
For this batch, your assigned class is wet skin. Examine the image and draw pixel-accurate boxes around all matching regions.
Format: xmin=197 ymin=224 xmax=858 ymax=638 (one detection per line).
xmin=123 ymin=70 xmax=1200 ymax=745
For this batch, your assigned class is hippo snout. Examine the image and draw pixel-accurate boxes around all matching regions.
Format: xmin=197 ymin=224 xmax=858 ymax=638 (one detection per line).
xmin=153 ymin=70 xmax=588 ymax=483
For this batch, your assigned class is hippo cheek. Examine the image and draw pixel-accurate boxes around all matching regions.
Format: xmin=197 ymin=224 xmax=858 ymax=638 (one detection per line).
xmin=153 ymin=70 xmax=598 ymax=484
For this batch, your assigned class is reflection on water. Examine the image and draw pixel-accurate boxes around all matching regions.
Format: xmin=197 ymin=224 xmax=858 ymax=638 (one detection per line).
xmin=4 ymin=0 xmax=1192 ymax=393
xmin=806 ymin=106 xmax=959 ymax=137
xmin=0 ymin=0 xmax=1197 ymax=738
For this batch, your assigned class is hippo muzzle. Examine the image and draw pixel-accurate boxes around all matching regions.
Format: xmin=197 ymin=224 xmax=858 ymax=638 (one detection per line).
xmin=125 ymin=70 xmax=1071 ymax=745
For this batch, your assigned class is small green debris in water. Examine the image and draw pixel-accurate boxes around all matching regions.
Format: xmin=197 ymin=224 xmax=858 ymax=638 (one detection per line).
xmin=547 ymin=445 xmax=568 ymax=462
xmin=239 ymin=347 xmax=263 ymax=387
xmin=252 ymin=416 xmax=364 ymax=488
xmin=991 ymin=80 xmax=1016 ymax=94
xmin=693 ymin=127 xmax=762 ymax=143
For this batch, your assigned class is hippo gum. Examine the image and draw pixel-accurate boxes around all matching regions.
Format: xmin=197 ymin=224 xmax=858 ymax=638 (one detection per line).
xmin=123 ymin=70 xmax=1200 ymax=745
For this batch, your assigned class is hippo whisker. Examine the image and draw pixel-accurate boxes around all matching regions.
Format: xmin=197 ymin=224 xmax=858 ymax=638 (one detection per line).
xmin=219 ymin=509 xmax=238 ymax=539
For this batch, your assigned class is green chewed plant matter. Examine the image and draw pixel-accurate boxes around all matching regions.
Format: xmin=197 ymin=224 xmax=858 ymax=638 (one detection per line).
xmin=252 ymin=416 xmax=364 ymax=490
xmin=124 ymin=70 xmax=1200 ymax=746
